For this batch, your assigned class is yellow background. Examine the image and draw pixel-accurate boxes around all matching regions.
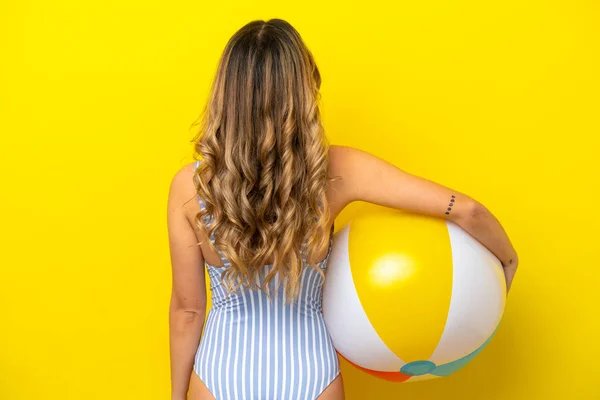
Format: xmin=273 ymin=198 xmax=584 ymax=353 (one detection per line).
xmin=1 ymin=0 xmax=598 ymax=399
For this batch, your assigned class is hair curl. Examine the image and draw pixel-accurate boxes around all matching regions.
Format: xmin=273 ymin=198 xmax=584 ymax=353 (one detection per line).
xmin=190 ymin=19 xmax=333 ymax=300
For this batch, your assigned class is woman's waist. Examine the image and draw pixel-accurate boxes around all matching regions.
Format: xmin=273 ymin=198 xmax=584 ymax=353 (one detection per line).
xmin=208 ymin=299 xmax=324 ymax=317
xmin=200 ymin=306 xmax=333 ymax=350
xmin=210 ymin=288 xmax=323 ymax=308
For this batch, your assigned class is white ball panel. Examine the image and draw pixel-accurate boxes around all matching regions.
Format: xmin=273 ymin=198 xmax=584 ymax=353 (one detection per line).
xmin=429 ymin=221 xmax=506 ymax=364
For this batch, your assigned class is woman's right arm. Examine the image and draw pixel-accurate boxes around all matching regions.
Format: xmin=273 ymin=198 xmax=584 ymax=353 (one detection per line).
xmin=167 ymin=164 xmax=208 ymax=400
xmin=329 ymin=145 xmax=519 ymax=292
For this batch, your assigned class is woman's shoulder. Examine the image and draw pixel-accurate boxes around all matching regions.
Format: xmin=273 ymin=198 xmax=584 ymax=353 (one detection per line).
xmin=169 ymin=161 xmax=198 ymax=192
xmin=168 ymin=161 xmax=201 ymax=218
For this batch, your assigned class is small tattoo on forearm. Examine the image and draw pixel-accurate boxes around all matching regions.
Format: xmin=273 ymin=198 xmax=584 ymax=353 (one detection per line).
xmin=445 ymin=195 xmax=456 ymax=215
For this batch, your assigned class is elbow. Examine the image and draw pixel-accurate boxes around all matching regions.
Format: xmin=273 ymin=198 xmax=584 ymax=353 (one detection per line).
xmin=184 ymin=311 xmax=204 ymax=327
xmin=170 ymin=302 xmax=207 ymax=318
xmin=170 ymin=308 xmax=206 ymax=332
xmin=169 ymin=298 xmax=207 ymax=320
xmin=467 ymin=199 xmax=486 ymax=220
xmin=453 ymin=197 xmax=485 ymax=224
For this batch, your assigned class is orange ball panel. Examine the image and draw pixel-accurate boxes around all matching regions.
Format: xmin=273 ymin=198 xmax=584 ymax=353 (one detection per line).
xmin=339 ymin=353 xmax=412 ymax=383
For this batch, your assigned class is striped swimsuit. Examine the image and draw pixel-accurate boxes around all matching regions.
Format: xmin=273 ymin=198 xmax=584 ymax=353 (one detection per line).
xmin=192 ymin=161 xmax=340 ymax=400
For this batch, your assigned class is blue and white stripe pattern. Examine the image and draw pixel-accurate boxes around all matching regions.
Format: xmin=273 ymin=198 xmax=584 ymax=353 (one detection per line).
xmin=192 ymin=160 xmax=340 ymax=400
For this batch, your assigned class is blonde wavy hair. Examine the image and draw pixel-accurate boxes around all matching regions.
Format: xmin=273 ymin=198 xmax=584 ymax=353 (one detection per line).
xmin=190 ymin=19 xmax=333 ymax=300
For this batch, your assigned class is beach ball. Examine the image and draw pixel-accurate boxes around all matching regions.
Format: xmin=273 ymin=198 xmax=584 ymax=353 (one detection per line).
xmin=323 ymin=206 xmax=506 ymax=382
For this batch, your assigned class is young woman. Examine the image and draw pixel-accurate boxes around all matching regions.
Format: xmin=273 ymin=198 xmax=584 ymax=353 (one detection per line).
xmin=167 ymin=19 xmax=518 ymax=400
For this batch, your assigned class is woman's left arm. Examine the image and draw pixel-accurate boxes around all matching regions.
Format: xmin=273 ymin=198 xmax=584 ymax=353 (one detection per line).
xmin=167 ymin=164 xmax=207 ymax=400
